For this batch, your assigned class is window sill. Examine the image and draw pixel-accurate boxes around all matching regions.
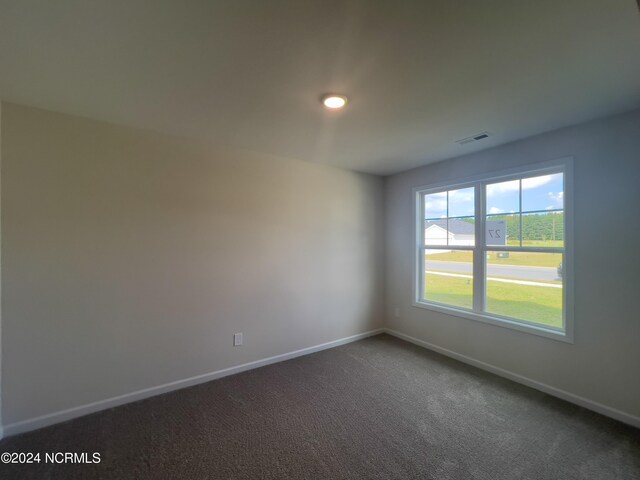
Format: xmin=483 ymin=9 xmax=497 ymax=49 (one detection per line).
xmin=412 ymin=300 xmax=574 ymax=344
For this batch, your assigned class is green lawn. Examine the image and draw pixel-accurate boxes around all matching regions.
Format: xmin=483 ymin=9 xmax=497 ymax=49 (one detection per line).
xmin=427 ymin=250 xmax=562 ymax=268
xmin=510 ymin=239 xmax=563 ymax=248
xmin=425 ymin=273 xmax=562 ymax=328
xmin=425 ymin=274 xmax=473 ymax=309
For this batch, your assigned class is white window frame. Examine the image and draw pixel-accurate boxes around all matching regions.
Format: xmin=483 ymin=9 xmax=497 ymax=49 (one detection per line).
xmin=413 ymin=157 xmax=574 ymax=343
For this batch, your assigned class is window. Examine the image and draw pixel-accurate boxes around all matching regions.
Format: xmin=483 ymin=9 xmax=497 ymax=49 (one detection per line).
xmin=414 ymin=159 xmax=573 ymax=341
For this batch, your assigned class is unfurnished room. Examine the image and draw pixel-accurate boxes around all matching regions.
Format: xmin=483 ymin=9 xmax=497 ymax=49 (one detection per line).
xmin=0 ymin=1 xmax=639 ymax=479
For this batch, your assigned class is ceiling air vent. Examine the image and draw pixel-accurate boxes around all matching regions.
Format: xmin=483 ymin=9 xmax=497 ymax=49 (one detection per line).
xmin=456 ymin=132 xmax=490 ymax=145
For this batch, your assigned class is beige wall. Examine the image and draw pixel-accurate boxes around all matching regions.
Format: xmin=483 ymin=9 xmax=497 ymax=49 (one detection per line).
xmin=385 ymin=108 xmax=640 ymax=418
xmin=0 ymin=102 xmax=384 ymax=426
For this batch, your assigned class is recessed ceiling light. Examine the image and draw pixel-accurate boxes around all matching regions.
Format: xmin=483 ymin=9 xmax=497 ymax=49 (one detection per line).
xmin=321 ymin=94 xmax=347 ymax=110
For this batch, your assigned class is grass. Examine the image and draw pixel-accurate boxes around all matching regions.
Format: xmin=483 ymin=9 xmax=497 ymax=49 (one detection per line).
xmin=510 ymin=239 xmax=564 ymax=248
xmin=425 ymin=273 xmax=562 ymax=328
xmin=426 ymin=250 xmax=562 ymax=268
xmin=485 ymin=279 xmax=562 ymax=327
xmin=425 ymin=274 xmax=473 ymax=310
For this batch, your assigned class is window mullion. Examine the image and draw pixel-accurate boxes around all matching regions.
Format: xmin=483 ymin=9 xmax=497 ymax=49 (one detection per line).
xmin=519 ymin=179 xmax=523 ymax=247
xmin=417 ymin=193 xmax=425 ymax=303
xmin=473 ymin=182 xmax=485 ymax=313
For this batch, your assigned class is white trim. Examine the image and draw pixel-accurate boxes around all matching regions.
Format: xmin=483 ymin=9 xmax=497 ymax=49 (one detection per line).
xmin=413 ymin=157 xmax=574 ymax=342
xmin=2 ymin=328 xmax=384 ymax=438
xmin=474 ymin=177 xmax=485 ymax=312
xmin=412 ymin=300 xmax=570 ymax=343
xmin=384 ymin=328 xmax=640 ymax=429
xmin=563 ymin=158 xmax=575 ymax=342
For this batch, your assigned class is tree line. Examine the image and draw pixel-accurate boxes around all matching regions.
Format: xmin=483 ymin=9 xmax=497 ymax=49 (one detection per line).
xmin=491 ymin=212 xmax=564 ymax=242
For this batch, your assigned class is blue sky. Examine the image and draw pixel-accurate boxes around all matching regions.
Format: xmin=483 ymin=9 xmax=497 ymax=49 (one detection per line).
xmin=425 ymin=173 xmax=564 ymax=219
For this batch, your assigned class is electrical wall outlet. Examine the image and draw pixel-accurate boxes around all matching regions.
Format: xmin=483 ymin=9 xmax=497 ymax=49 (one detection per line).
xmin=233 ymin=333 xmax=243 ymax=346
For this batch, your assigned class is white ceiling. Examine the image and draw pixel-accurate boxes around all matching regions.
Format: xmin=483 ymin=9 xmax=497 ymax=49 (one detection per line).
xmin=1 ymin=0 xmax=639 ymax=175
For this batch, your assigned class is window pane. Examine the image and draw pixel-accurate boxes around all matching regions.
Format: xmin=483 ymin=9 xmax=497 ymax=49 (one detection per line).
xmin=448 ymin=187 xmax=475 ymax=218
xmin=486 ymin=213 xmax=519 ymax=246
xmin=522 ymin=212 xmax=564 ymax=247
xmin=440 ymin=217 xmax=475 ymax=246
xmin=425 ymin=192 xmax=447 ymax=220
xmin=424 ymin=188 xmax=476 ymax=246
xmin=424 ymin=219 xmax=449 ymax=246
xmin=425 ymin=218 xmax=475 ymax=246
xmin=522 ymin=172 xmax=563 ymax=213
xmin=485 ymin=217 xmax=507 ymax=246
xmin=424 ymin=250 xmax=473 ymax=309
xmin=485 ymin=251 xmax=563 ymax=328
xmin=486 ymin=179 xmax=519 ymax=215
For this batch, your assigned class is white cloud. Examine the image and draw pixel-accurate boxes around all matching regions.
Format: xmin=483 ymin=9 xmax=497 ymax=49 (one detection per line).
xmin=486 ymin=175 xmax=554 ymax=196
xmin=448 ymin=188 xmax=474 ymax=215
xmin=548 ymin=191 xmax=564 ymax=207
xmin=486 ymin=179 xmax=519 ymax=196
xmin=522 ymin=175 xmax=553 ymax=190
xmin=448 ymin=188 xmax=474 ymax=201
xmin=425 ymin=198 xmax=446 ymax=213
xmin=488 ymin=207 xmax=503 ymax=214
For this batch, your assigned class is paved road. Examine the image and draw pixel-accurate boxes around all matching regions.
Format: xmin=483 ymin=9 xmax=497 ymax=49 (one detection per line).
xmin=427 ymin=260 xmax=560 ymax=282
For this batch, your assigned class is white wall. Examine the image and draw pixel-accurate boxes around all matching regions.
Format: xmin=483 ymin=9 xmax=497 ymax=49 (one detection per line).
xmin=0 ymin=102 xmax=385 ymax=427
xmin=385 ymin=108 xmax=640 ymax=419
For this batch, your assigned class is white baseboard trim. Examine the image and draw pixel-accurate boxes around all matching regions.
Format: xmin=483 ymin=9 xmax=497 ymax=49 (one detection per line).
xmin=384 ymin=328 xmax=640 ymax=429
xmin=2 ymin=328 xmax=384 ymax=438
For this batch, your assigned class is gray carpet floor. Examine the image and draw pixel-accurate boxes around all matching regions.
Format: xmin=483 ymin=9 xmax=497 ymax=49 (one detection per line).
xmin=1 ymin=334 xmax=639 ymax=479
